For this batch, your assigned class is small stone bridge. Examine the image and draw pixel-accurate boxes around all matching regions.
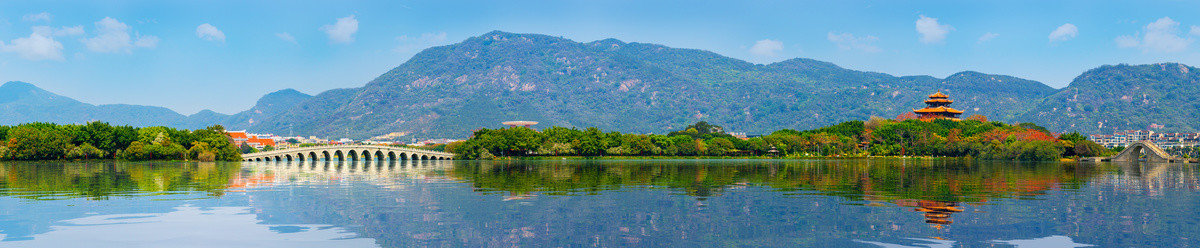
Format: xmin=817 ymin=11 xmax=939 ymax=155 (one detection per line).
xmin=1081 ymin=140 xmax=1196 ymax=163
xmin=242 ymin=145 xmax=455 ymax=162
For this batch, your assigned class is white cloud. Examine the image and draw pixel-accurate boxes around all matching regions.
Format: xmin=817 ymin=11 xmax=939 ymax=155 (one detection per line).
xmin=276 ymin=32 xmax=296 ymax=43
xmin=915 ymin=15 xmax=952 ymax=44
xmin=55 ymin=25 xmax=84 ymax=36
xmin=81 ymin=17 xmax=156 ymax=53
xmin=321 ymin=15 xmax=358 ymax=43
xmin=977 ymin=32 xmax=999 ymax=43
xmin=828 ymin=32 xmax=881 ymax=53
xmin=1192 ymin=26 xmax=1200 ymax=36
xmin=135 ymin=35 xmax=158 ymax=48
xmin=1 ymin=29 xmax=64 ymax=61
xmin=1049 ymin=23 xmax=1078 ymax=42
xmin=749 ymin=39 xmax=784 ymax=57
xmin=195 ymin=23 xmax=225 ymax=42
xmin=1116 ymin=17 xmax=1192 ymax=53
xmin=393 ymin=32 xmax=450 ymax=53
xmin=32 ymin=25 xmax=84 ymax=37
xmin=22 ymin=12 xmax=51 ymax=22
xmin=1115 ymin=35 xmax=1139 ymax=48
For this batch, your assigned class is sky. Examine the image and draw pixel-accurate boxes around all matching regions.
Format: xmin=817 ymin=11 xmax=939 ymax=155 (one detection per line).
xmin=2 ymin=0 xmax=1199 ymax=115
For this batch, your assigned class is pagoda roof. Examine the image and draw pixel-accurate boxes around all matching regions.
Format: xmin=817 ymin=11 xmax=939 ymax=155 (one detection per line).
xmin=924 ymin=99 xmax=953 ymax=103
xmin=928 ymin=90 xmax=949 ymax=99
xmin=913 ymin=106 xmax=964 ymax=114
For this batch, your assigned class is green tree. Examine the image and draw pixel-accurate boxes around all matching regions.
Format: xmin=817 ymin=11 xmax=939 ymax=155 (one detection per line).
xmin=6 ymin=124 xmax=71 ymax=160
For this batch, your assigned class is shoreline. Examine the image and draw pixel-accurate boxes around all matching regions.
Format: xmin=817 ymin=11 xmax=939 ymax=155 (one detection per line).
xmin=489 ymin=155 xmax=1083 ymax=162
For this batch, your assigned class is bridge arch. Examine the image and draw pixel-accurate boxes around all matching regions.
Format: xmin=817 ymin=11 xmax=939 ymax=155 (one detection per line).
xmin=1108 ymin=141 xmax=1175 ymax=163
xmin=242 ymin=145 xmax=455 ymax=163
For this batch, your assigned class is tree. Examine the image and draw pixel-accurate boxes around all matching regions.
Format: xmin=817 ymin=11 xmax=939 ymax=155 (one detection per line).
xmin=240 ymin=143 xmax=257 ymax=154
xmin=966 ymin=114 xmax=988 ymax=122
xmin=6 ymin=124 xmax=71 ymax=160
xmin=1073 ymin=140 xmax=1107 ymax=157
xmin=66 ymin=143 xmax=107 ymax=160
xmin=574 ymin=127 xmax=607 ymax=156
xmin=120 ymin=141 xmax=150 ymax=160
xmin=895 ymin=112 xmax=919 ymax=121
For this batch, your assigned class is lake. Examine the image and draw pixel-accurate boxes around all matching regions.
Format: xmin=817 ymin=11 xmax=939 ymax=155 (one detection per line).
xmin=0 ymin=159 xmax=1197 ymax=247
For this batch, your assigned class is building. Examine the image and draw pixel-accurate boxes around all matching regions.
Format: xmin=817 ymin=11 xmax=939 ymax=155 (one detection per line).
xmin=912 ymin=90 xmax=964 ymax=120
xmin=502 ymin=121 xmax=539 ymax=128
xmin=227 ymin=131 xmax=250 ymax=144
xmin=225 ymin=130 xmax=280 ymax=149
xmin=1089 ymin=130 xmax=1200 ymax=149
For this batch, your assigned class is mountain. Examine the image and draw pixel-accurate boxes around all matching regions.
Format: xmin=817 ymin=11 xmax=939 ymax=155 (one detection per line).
xmin=5 ymin=31 xmax=1197 ymax=138
xmin=223 ymin=89 xmax=313 ymax=131
xmin=1022 ymin=63 xmax=1200 ymax=134
xmin=249 ymin=31 xmax=1059 ymax=139
xmin=0 ymin=81 xmax=198 ymax=127
xmin=0 ymin=82 xmax=309 ymax=131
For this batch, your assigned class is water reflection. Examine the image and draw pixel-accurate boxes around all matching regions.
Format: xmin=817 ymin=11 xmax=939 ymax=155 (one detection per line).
xmin=0 ymin=161 xmax=239 ymax=200
xmin=1 ymin=206 xmax=377 ymax=248
xmin=1 ymin=160 xmax=1198 ymax=247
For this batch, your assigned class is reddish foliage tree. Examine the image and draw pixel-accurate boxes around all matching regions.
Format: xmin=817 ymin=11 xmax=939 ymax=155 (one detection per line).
xmin=966 ymin=114 xmax=988 ymax=122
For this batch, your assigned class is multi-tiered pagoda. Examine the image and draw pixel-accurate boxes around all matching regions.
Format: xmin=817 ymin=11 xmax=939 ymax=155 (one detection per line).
xmin=913 ymin=90 xmax=963 ymax=120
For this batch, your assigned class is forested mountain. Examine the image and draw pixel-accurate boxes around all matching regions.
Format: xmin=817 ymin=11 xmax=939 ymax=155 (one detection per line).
xmin=222 ymin=89 xmax=313 ymax=130
xmin=248 ymin=31 xmax=1060 ymax=138
xmin=4 ymin=31 xmax=1197 ymax=138
xmin=1022 ymin=63 xmax=1200 ymax=134
xmin=0 ymin=81 xmax=198 ymax=128
xmin=0 ymin=82 xmax=307 ymax=131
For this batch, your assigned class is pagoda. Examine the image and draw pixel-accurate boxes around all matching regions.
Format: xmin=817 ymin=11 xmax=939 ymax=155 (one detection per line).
xmin=913 ymin=90 xmax=963 ymax=120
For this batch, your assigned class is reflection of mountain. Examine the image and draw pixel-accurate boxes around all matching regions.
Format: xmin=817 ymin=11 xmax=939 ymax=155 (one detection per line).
xmin=231 ymin=160 xmax=1200 ymax=247
xmin=5 ymin=161 xmax=1198 ymax=247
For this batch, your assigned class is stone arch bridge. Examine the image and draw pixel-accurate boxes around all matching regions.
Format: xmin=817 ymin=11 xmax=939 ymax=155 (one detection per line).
xmin=242 ymin=145 xmax=455 ymax=162
xmin=1082 ymin=140 xmax=1196 ymax=163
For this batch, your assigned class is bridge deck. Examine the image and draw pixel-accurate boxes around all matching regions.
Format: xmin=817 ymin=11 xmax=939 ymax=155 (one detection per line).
xmin=241 ymin=145 xmax=455 ymax=162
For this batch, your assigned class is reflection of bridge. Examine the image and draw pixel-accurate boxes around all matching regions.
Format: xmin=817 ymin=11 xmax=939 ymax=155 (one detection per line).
xmin=241 ymin=145 xmax=455 ymax=162
xmin=1082 ymin=141 xmax=1196 ymax=163
xmin=243 ymin=160 xmax=452 ymax=178
xmin=233 ymin=160 xmax=456 ymax=188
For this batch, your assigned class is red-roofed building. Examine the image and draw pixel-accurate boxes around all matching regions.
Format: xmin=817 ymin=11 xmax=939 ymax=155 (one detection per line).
xmin=227 ymin=131 xmax=249 ymax=143
xmin=225 ymin=131 xmax=277 ymax=149
xmin=247 ymin=136 xmax=276 ymax=149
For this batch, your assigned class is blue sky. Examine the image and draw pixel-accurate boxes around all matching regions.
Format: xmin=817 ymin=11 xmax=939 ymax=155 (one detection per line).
xmin=2 ymin=0 xmax=1199 ymax=115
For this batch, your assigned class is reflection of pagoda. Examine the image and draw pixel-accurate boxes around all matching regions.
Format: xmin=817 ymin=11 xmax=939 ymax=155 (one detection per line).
xmin=913 ymin=90 xmax=964 ymax=120
xmin=893 ymin=199 xmax=964 ymax=230
xmin=914 ymin=200 xmax=963 ymax=226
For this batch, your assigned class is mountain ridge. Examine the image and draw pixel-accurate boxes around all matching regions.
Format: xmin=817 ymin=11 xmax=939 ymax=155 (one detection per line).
xmin=3 ymin=31 xmax=1197 ymax=138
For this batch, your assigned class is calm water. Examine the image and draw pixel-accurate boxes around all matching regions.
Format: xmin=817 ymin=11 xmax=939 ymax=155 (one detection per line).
xmin=0 ymin=160 xmax=1197 ymax=247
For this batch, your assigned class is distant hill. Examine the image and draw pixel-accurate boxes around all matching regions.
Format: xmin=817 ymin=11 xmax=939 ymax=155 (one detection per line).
xmin=0 ymin=81 xmax=197 ymax=127
xmin=4 ymin=31 xmax=1198 ymax=138
xmin=1022 ymin=63 xmax=1200 ymax=134
xmin=248 ymin=31 xmax=1059 ymax=139
xmin=223 ymin=89 xmax=313 ymax=131
xmin=0 ymin=82 xmax=308 ymax=131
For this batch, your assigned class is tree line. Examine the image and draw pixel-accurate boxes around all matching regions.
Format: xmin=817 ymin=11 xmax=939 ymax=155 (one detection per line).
xmin=0 ymin=122 xmax=241 ymax=161
xmin=447 ymin=118 xmax=1111 ymax=161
